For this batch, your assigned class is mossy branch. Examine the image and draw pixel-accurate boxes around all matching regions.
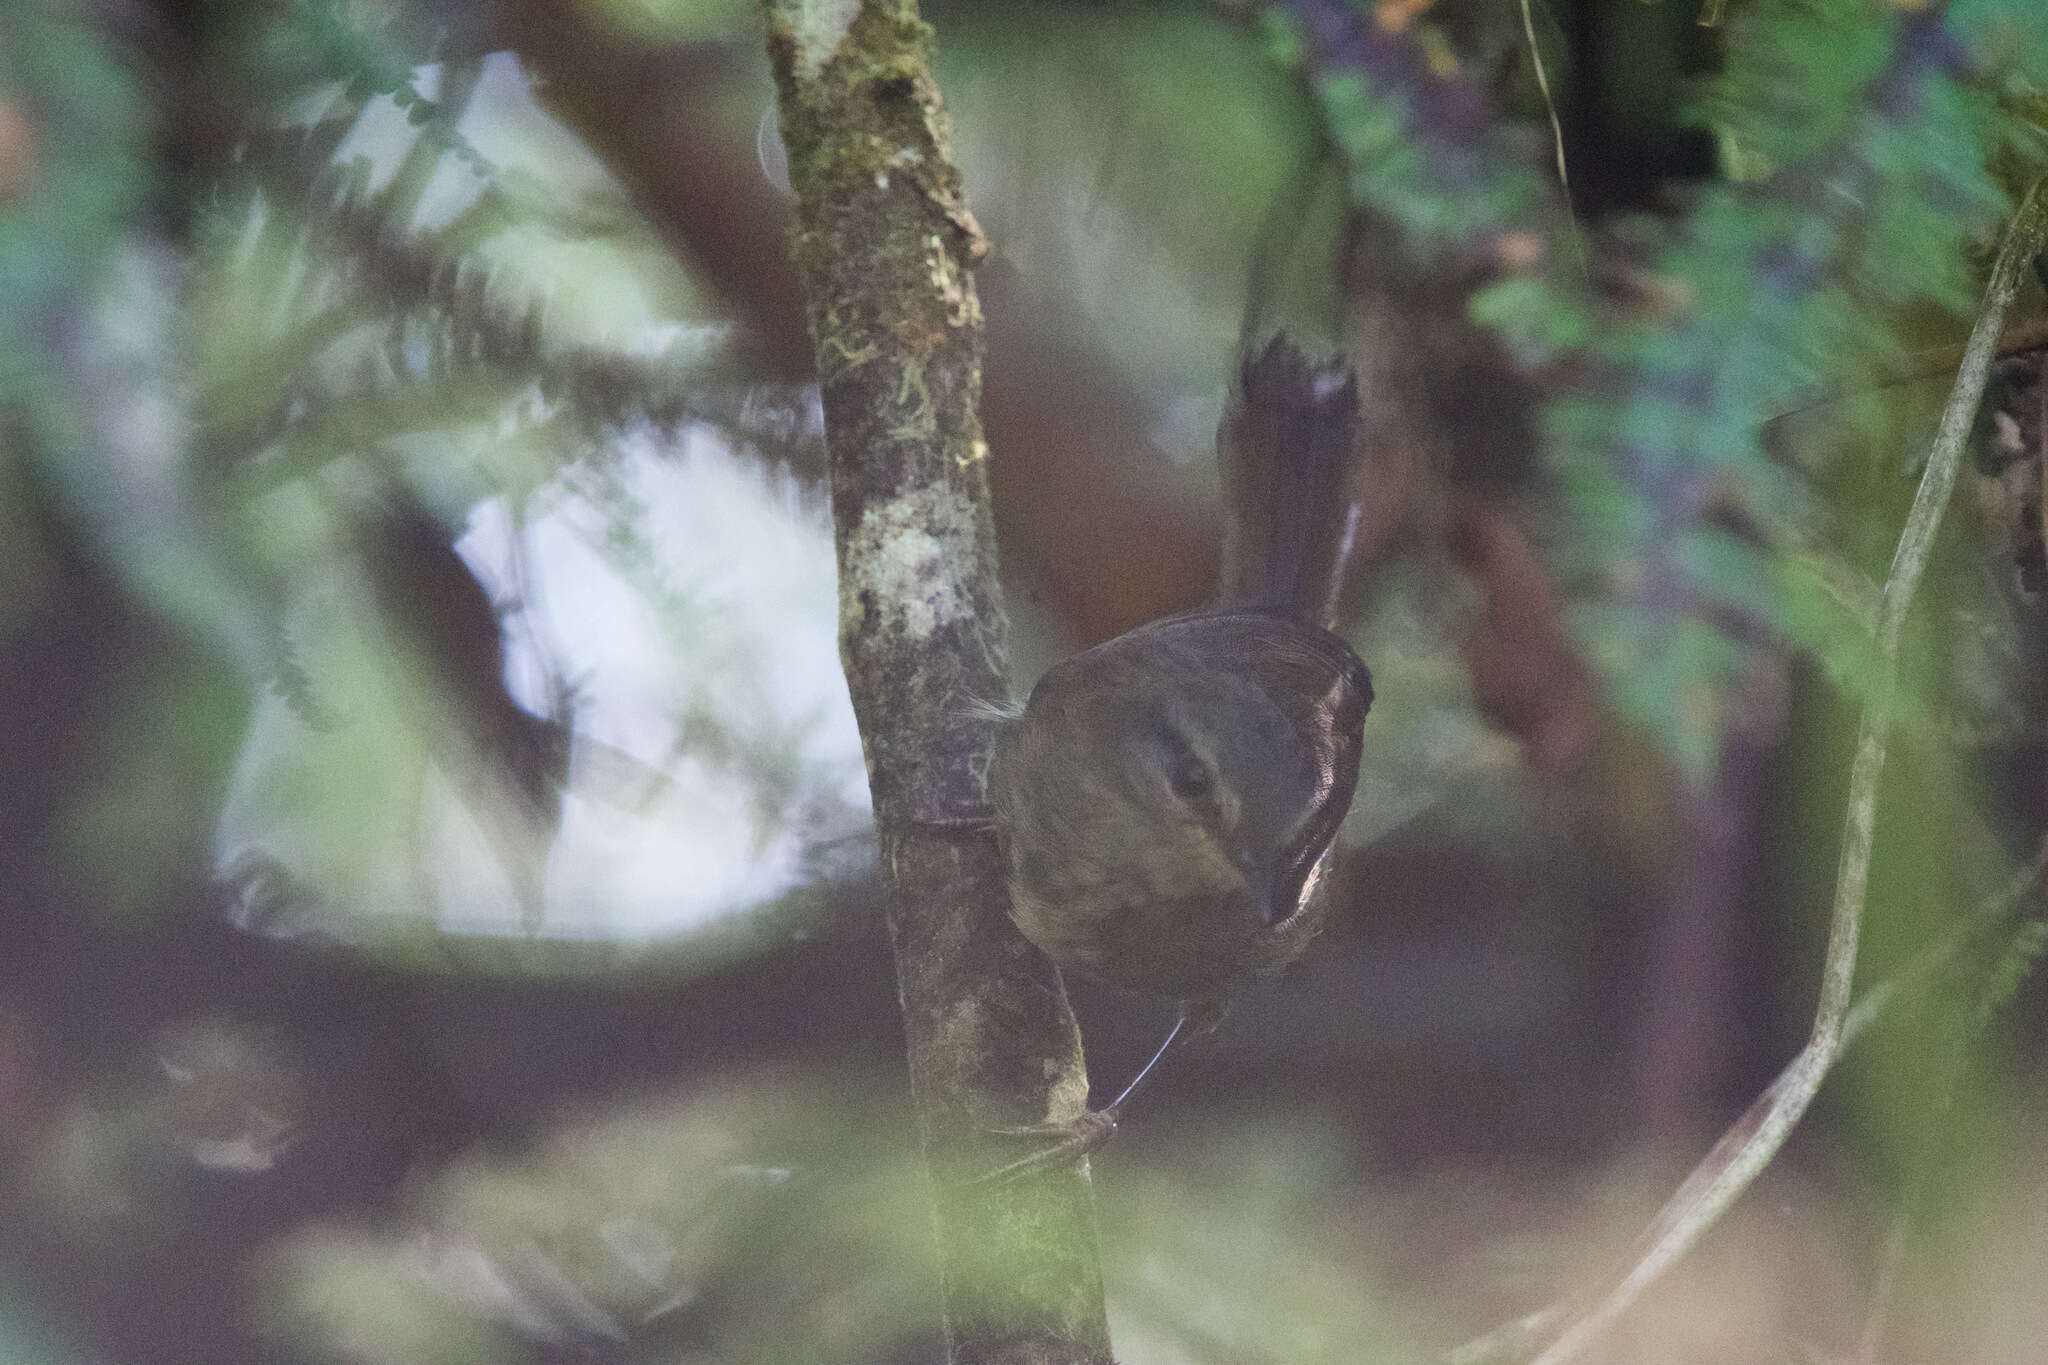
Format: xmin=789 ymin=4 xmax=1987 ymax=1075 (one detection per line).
xmin=763 ymin=3 xmax=1111 ymax=1362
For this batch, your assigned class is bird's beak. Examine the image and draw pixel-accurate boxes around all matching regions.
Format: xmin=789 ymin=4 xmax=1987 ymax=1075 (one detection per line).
xmin=1245 ymin=860 xmax=1292 ymax=927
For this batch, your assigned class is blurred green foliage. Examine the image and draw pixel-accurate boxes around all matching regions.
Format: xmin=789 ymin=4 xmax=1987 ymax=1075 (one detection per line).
xmin=247 ymin=1065 xmax=1428 ymax=1365
xmin=0 ymin=0 xmax=150 ymax=427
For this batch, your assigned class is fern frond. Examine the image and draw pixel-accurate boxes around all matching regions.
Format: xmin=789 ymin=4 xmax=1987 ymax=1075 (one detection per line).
xmin=1278 ymin=0 xmax=2048 ymax=774
xmin=1569 ymin=1 xmax=2030 ymax=770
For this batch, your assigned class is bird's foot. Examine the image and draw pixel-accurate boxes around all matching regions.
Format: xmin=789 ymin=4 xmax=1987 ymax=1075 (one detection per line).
xmin=961 ymin=1109 xmax=1121 ymax=1189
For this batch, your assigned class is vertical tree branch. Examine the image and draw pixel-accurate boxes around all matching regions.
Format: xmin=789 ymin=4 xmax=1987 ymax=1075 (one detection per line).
xmin=762 ymin=4 xmax=1111 ymax=1362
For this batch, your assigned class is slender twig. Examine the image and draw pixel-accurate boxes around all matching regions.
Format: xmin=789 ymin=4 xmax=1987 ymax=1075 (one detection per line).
xmin=1453 ymin=179 xmax=2048 ymax=1365
xmin=1517 ymin=0 xmax=1568 ymax=197
xmin=1514 ymin=0 xmax=1590 ymax=278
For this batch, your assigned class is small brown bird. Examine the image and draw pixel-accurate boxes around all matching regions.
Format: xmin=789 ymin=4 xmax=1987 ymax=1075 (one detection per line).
xmin=989 ymin=606 xmax=1370 ymax=1027
xmin=979 ymin=339 xmax=1372 ymax=1170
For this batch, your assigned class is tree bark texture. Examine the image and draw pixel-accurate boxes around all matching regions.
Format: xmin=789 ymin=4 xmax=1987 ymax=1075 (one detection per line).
xmin=763 ymin=3 xmax=1112 ymax=1361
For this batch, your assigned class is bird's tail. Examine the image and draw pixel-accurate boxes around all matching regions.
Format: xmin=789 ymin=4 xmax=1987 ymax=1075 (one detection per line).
xmin=1216 ymin=336 xmax=1363 ymax=629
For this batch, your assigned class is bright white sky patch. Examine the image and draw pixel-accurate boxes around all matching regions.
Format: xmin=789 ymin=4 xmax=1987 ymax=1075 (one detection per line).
xmin=217 ymin=427 xmax=868 ymax=945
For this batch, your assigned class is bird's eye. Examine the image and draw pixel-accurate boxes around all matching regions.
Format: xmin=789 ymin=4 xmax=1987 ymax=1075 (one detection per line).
xmin=1140 ymin=718 xmax=1215 ymax=806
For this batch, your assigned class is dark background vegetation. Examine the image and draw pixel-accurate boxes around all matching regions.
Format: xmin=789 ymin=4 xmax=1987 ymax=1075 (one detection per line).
xmin=6 ymin=0 xmax=2048 ymax=1361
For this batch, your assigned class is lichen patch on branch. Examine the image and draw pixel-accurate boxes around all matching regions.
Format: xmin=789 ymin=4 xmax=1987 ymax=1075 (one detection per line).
xmin=926 ymin=232 xmax=980 ymax=328
xmin=772 ymin=0 xmax=863 ymax=79
xmin=842 ymin=484 xmax=980 ymax=642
